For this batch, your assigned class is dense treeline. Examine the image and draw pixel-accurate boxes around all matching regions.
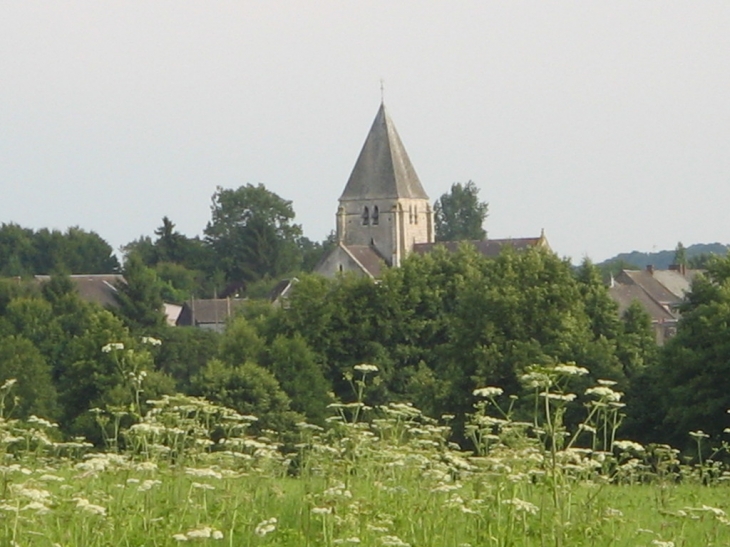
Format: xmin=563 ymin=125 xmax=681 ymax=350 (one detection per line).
xmin=2 ymin=181 xmax=730 ymax=452
xmin=0 ymin=244 xmax=676 ymax=447
xmin=0 ymin=224 xmax=119 ymax=276
xmin=124 ymin=184 xmax=335 ymax=301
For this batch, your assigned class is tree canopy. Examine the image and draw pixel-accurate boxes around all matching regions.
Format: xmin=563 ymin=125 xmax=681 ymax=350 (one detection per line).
xmin=434 ymin=181 xmax=489 ymax=242
xmin=204 ymin=184 xmax=303 ymax=283
xmin=0 ymin=223 xmax=119 ymax=276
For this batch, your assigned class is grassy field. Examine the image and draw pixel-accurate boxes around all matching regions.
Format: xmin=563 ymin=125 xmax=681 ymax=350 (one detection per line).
xmin=2 ymin=368 xmax=730 ymax=547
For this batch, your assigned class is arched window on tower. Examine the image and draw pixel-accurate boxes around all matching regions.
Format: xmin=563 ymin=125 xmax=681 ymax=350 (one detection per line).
xmin=372 ymin=205 xmax=379 ymax=225
xmin=408 ymin=205 xmax=413 ymax=224
xmin=414 ymin=205 xmax=418 ymax=224
xmin=362 ymin=206 xmax=370 ymax=225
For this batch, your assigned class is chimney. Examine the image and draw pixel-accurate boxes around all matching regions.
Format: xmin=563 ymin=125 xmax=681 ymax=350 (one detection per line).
xmin=646 ymin=265 xmax=654 ymax=275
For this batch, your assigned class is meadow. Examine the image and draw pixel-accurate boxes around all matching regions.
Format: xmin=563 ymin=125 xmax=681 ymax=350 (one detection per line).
xmin=1 ymin=365 xmax=730 ymax=547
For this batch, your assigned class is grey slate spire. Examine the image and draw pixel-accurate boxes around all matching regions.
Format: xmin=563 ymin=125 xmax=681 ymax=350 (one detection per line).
xmin=339 ymin=102 xmax=429 ymax=201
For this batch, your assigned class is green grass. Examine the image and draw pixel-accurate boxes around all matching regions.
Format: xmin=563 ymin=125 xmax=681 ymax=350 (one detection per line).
xmin=2 ymin=369 xmax=730 ymax=546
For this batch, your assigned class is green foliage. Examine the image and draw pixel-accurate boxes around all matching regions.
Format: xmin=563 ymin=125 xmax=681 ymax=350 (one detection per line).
xmin=153 ymin=326 xmax=220 ymax=390
xmin=218 ymin=317 xmax=266 ymax=367
xmin=616 ymin=302 xmax=658 ymax=377
xmin=264 ymin=334 xmax=331 ymax=424
xmin=674 ymin=241 xmax=687 ymax=266
xmin=265 ymin=247 xmax=629 ymax=427
xmin=192 ymin=359 xmax=302 ymax=434
xmin=0 ymin=336 xmax=58 ymax=419
xmin=433 ymin=181 xmax=489 ymax=242
xmin=643 ymin=259 xmax=730 ymax=447
xmin=204 ymin=184 xmax=303 ymax=283
xmin=114 ymin=254 xmax=166 ymax=330
xmin=0 ymin=223 xmax=119 ymax=275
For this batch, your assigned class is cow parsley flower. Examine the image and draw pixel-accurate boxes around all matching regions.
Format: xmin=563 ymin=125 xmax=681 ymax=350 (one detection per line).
xmin=254 ymin=517 xmax=277 ymax=536
xmin=553 ymin=364 xmax=589 ymax=376
xmin=141 ymin=336 xmax=162 ymax=346
xmin=101 ymin=342 xmax=124 ymax=353
xmin=473 ymin=387 xmax=503 ymax=398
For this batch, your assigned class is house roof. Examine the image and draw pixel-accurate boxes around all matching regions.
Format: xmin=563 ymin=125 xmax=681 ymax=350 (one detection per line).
xmin=343 ymin=244 xmax=388 ymax=278
xmin=176 ymin=298 xmax=248 ymax=326
xmin=412 ymin=236 xmax=547 ymax=257
xmin=269 ymin=278 xmax=299 ymax=303
xmin=616 ymin=270 xmax=683 ymax=306
xmin=651 ymin=269 xmax=702 ymax=299
xmin=608 ymin=283 xmax=676 ymax=322
xmin=35 ymin=274 xmax=123 ymax=308
xmin=339 ymin=102 xmax=429 ymax=202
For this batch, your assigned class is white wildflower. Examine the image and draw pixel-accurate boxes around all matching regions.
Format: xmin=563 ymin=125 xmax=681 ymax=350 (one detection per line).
xmin=380 ymin=536 xmax=410 ymax=546
xmin=21 ymin=501 xmax=50 ymax=514
xmin=311 ymin=506 xmax=333 ymax=515
xmin=38 ymin=474 xmax=64 ymax=482
xmin=554 ymin=364 xmax=589 ymax=376
xmin=138 ymin=479 xmax=162 ymax=492
xmin=101 ymin=342 xmax=124 ymax=353
xmin=502 ymin=497 xmax=539 ymax=515
xmin=1 ymin=379 xmax=18 ymax=390
xmin=613 ymin=440 xmax=645 ymax=452
xmin=585 ymin=386 xmax=622 ymax=402
xmin=75 ymin=498 xmax=106 ymax=516
xmin=185 ymin=467 xmax=223 ymax=479
xmin=651 ymin=541 xmax=675 ymax=547
xmin=254 ymin=517 xmax=277 ymax=536
xmin=186 ymin=527 xmax=212 ymax=539
xmin=212 ymin=530 xmax=224 ymax=540
xmin=354 ymin=363 xmax=379 ymax=373
xmin=141 ymin=336 xmax=162 ymax=346
xmin=597 ymin=379 xmax=617 ymax=386
xmin=540 ymin=392 xmax=577 ymax=402
xmin=10 ymin=485 xmax=51 ymax=503
xmin=334 ymin=538 xmax=361 ymax=544
xmin=172 ymin=534 xmax=188 ymax=541
xmin=472 ymin=387 xmax=503 ymax=398
xmin=689 ymin=430 xmax=710 ymax=439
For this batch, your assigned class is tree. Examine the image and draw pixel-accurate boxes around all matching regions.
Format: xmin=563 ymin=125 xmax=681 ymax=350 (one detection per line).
xmin=674 ymin=241 xmax=687 ymax=266
xmin=645 ymin=258 xmax=730 ymax=448
xmin=192 ymin=359 xmax=302 ymax=435
xmin=265 ymin=334 xmax=331 ymax=424
xmin=114 ymin=254 xmax=166 ymax=331
xmin=0 ymin=336 xmax=58 ymax=419
xmin=433 ymin=181 xmax=489 ymax=242
xmin=204 ymin=184 xmax=303 ymax=283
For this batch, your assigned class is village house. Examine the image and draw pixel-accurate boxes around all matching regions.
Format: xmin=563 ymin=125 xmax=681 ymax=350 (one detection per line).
xmin=607 ymin=264 xmax=702 ymax=345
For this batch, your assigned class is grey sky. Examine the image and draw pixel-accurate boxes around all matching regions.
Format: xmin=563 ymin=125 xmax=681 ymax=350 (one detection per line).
xmin=2 ymin=2 xmax=729 ymax=263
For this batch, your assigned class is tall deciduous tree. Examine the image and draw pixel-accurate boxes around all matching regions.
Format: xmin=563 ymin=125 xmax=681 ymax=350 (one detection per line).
xmin=433 ymin=181 xmax=489 ymax=242
xmin=204 ymin=184 xmax=303 ymax=283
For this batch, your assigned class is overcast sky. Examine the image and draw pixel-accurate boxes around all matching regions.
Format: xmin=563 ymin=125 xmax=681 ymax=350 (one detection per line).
xmin=2 ymin=2 xmax=729 ymax=263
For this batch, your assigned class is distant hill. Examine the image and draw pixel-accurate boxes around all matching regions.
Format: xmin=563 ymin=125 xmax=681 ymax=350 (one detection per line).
xmin=598 ymin=242 xmax=729 ymax=270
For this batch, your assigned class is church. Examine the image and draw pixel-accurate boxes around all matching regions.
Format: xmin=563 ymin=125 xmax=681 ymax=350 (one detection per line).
xmin=315 ymin=102 xmax=548 ymax=278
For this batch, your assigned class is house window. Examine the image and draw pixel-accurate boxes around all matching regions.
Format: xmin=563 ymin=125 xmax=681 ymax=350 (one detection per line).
xmin=372 ymin=205 xmax=379 ymax=225
xmin=414 ymin=205 xmax=418 ymax=224
xmin=362 ymin=206 xmax=370 ymax=225
xmin=408 ymin=205 xmax=413 ymax=224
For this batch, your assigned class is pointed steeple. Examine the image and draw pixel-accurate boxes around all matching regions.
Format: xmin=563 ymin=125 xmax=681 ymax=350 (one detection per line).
xmin=339 ymin=103 xmax=429 ymax=201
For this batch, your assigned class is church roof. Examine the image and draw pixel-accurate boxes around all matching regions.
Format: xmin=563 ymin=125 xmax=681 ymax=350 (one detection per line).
xmin=340 ymin=102 xmax=429 ymax=202
xmin=412 ymin=235 xmax=549 ymax=257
